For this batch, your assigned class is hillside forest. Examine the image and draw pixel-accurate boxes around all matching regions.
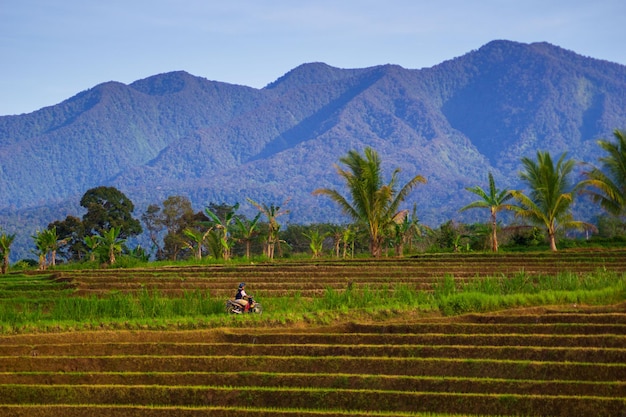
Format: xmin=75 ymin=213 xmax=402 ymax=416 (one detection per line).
xmin=1 ymin=130 xmax=625 ymax=271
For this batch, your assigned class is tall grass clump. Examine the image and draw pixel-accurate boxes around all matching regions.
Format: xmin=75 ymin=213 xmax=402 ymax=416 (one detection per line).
xmin=435 ymin=270 xmax=626 ymax=316
xmin=48 ymin=289 xmax=223 ymax=322
xmin=310 ymin=284 xmax=434 ymax=313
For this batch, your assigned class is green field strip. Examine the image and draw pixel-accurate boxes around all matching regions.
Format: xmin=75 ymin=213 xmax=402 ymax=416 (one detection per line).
xmin=0 ymin=355 xmax=624 ymax=381
xmin=0 ymin=342 xmax=623 ymax=363
xmin=1 ymin=371 xmax=624 ymax=398
xmin=0 ymin=384 xmax=623 ymax=416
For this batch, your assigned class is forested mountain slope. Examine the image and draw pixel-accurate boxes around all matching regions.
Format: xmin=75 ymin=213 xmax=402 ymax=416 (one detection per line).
xmin=2 ymin=40 xmax=626 ymax=259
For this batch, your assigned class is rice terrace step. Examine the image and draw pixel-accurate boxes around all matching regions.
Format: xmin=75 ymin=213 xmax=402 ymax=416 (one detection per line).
xmin=0 ymin=251 xmax=625 ymax=416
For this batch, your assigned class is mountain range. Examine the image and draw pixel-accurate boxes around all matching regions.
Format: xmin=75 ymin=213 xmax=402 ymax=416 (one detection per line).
xmin=2 ymin=40 xmax=626 ymax=260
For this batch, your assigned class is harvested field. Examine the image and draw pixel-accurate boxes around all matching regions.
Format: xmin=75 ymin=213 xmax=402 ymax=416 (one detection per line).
xmin=0 ymin=306 xmax=625 ymax=416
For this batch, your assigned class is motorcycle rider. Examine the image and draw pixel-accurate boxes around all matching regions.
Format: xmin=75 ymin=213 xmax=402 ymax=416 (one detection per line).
xmin=235 ymin=282 xmax=250 ymax=312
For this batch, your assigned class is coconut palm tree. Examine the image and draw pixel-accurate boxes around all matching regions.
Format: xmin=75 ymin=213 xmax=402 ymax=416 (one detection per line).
xmin=581 ymin=129 xmax=626 ymax=217
xmin=313 ymin=147 xmax=426 ymax=257
xmin=459 ymin=172 xmax=514 ymax=252
xmin=510 ymin=151 xmax=593 ymax=251
xmin=0 ymin=232 xmax=15 ymax=274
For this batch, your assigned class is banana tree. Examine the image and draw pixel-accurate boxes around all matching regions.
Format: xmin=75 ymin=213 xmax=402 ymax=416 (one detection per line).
xmin=204 ymin=203 xmax=239 ymax=260
xmin=234 ymin=212 xmax=262 ymax=259
xmin=0 ymin=232 xmax=16 ymax=274
xmin=95 ymin=227 xmax=125 ymax=265
xmin=247 ymin=198 xmax=290 ymax=259
xmin=183 ymin=227 xmax=211 ymax=260
xmin=83 ymin=235 xmax=100 ymax=262
xmin=303 ymin=229 xmax=327 ymax=258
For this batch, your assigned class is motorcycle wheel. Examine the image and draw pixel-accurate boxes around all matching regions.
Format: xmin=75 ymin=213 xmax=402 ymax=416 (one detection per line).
xmin=251 ymin=304 xmax=263 ymax=314
xmin=225 ymin=302 xmax=240 ymax=314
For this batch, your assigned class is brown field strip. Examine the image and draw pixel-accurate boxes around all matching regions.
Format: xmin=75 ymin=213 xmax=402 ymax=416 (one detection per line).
xmin=0 ymin=342 xmax=624 ymax=363
xmin=0 ymin=405 xmax=448 ymax=417
xmin=0 ymin=384 xmax=624 ymax=416
xmin=1 ymin=372 xmax=625 ymax=398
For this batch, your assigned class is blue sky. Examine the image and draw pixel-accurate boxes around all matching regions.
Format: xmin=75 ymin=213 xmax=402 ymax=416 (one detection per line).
xmin=1 ymin=0 xmax=625 ymax=116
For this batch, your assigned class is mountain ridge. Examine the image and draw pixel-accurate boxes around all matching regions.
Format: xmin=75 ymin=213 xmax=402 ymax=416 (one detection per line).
xmin=2 ymin=40 xmax=626 ymax=260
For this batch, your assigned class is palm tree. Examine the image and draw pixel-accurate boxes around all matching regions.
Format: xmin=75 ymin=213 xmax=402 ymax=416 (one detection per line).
xmin=510 ymin=151 xmax=593 ymax=251
xmin=459 ymin=172 xmax=514 ymax=252
xmin=313 ymin=147 xmax=426 ymax=257
xmin=234 ymin=212 xmax=262 ymax=259
xmin=0 ymin=232 xmax=16 ymax=274
xmin=581 ymin=129 xmax=626 ymax=216
xmin=247 ymin=198 xmax=290 ymax=259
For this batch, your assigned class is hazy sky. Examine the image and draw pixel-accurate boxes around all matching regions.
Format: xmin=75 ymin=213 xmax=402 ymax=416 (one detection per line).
xmin=1 ymin=0 xmax=625 ymax=115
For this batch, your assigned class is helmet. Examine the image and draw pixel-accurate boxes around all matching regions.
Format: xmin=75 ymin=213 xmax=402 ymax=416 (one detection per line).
xmin=238 ymin=282 xmax=246 ymax=288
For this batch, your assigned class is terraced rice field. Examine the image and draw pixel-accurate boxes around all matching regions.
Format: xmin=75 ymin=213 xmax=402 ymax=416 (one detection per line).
xmin=49 ymin=249 xmax=626 ymax=297
xmin=0 ymin=250 xmax=625 ymax=416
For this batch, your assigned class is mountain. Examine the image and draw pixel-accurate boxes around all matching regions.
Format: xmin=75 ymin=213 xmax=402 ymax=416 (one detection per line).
xmin=2 ymin=40 xmax=626 ymax=260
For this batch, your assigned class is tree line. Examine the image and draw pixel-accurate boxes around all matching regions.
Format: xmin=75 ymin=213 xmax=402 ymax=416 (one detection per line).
xmin=0 ymin=129 xmax=625 ymax=270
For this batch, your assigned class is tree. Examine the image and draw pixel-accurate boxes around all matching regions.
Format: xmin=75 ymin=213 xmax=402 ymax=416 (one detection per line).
xmin=81 ymin=186 xmax=142 ymax=239
xmin=141 ymin=204 xmax=165 ymax=260
xmin=83 ymin=235 xmax=100 ymax=262
xmin=49 ymin=215 xmax=86 ymax=262
xmin=0 ymin=232 xmax=16 ymax=274
xmin=234 ymin=212 xmax=262 ymax=259
xmin=182 ymin=228 xmax=211 ymax=260
xmin=247 ymin=198 xmax=290 ymax=259
xmin=313 ymin=147 xmax=427 ymax=257
xmin=510 ymin=151 xmax=593 ymax=251
xmin=390 ymin=210 xmax=412 ymax=257
xmin=203 ymin=203 xmax=240 ymax=260
xmin=303 ymin=229 xmax=326 ymax=258
xmin=31 ymin=228 xmax=63 ymax=270
xmin=43 ymin=227 xmax=62 ymax=267
xmin=95 ymin=227 xmax=125 ymax=265
xmin=32 ymin=229 xmax=50 ymax=270
xmin=158 ymin=196 xmax=199 ymax=260
xmin=459 ymin=172 xmax=514 ymax=252
xmin=581 ymin=129 xmax=626 ymax=217
xmin=341 ymin=226 xmax=357 ymax=259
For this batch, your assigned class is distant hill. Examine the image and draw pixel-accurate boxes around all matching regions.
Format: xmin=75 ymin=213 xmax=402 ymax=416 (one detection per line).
xmin=2 ymin=40 xmax=626 ymax=260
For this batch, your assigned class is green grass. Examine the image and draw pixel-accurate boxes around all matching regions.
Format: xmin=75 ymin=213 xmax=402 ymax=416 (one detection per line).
xmin=1 ymin=258 xmax=625 ymax=333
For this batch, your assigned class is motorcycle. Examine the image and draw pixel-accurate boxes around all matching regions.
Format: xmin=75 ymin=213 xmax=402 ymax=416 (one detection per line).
xmin=225 ymin=297 xmax=263 ymax=314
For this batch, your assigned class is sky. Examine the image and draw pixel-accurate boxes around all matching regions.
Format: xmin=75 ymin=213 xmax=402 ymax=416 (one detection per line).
xmin=1 ymin=0 xmax=625 ymax=116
